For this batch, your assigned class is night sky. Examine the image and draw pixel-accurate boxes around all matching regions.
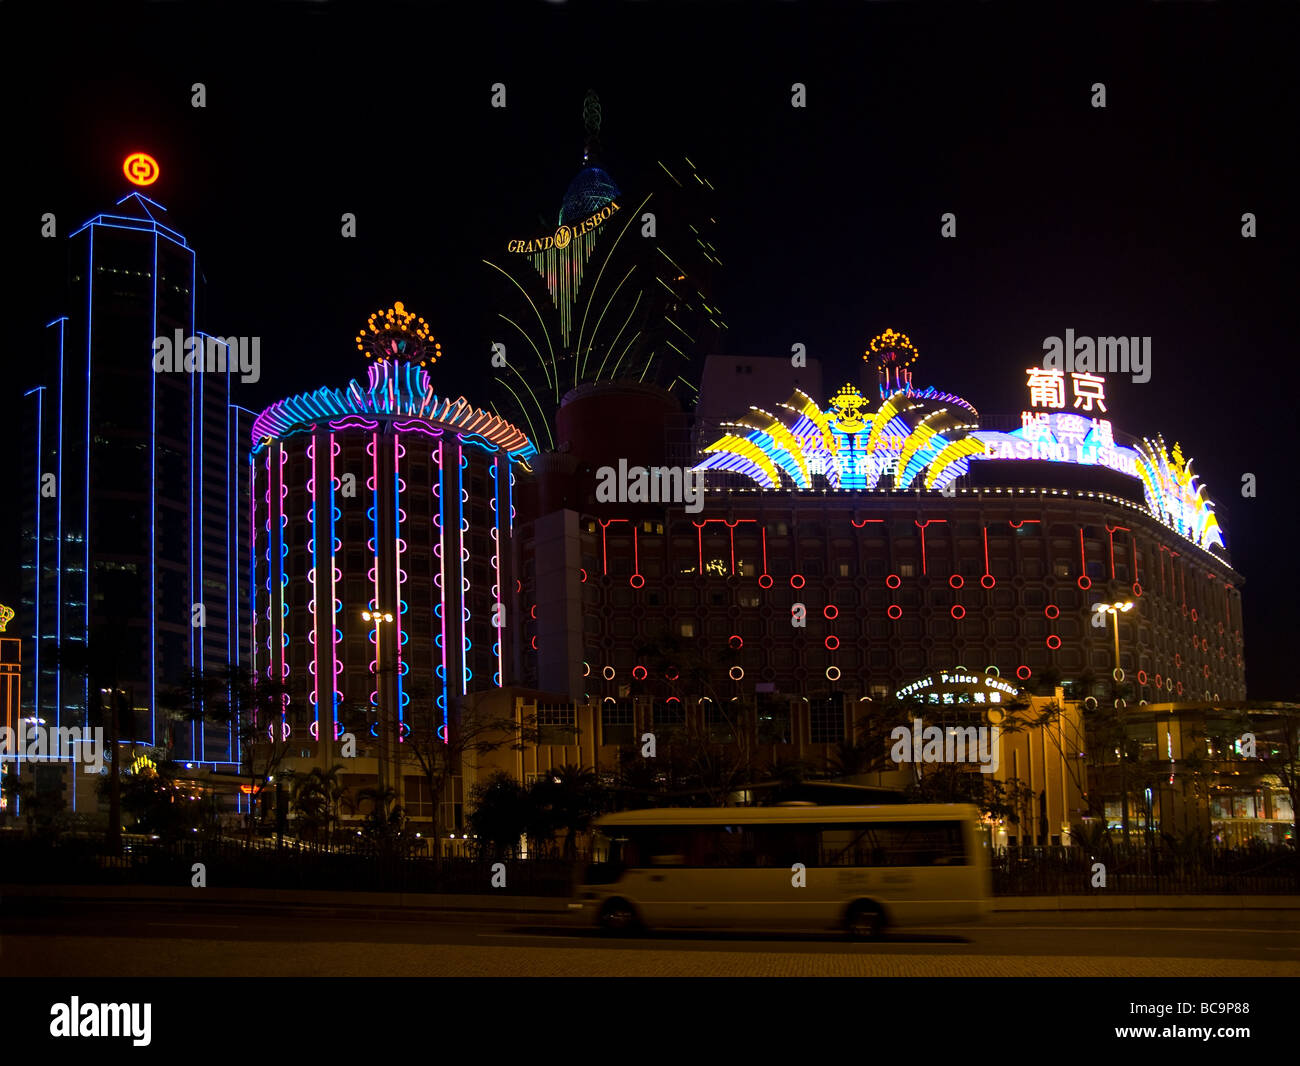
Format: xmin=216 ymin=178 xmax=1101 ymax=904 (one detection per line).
xmin=5 ymin=1 xmax=1297 ymax=698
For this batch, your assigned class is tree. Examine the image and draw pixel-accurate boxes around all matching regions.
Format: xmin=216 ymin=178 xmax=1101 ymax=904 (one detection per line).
xmin=529 ymin=764 xmax=606 ymax=858
xmin=467 ymin=771 xmax=533 ymax=860
xmin=397 ymin=685 xmax=540 ymax=866
xmin=51 ymin=640 xmax=125 ymax=852
xmin=1230 ymin=704 xmax=1300 ymax=850
xmin=292 ymin=765 xmax=344 ymax=846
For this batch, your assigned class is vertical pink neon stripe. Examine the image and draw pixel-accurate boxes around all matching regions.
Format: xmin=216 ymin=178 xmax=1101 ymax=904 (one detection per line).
xmin=372 ymin=432 xmax=381 ymax=701
xmin=277 ymin=445 xmax=286 ymax=732
xmin=437 ymin=441 xmax=447 ymax=725
xmin=494 ymin=455 xmax=503 ymax=687
xmin=330 ymin=432 xmax=339 ymax=734
xmin=394 ymin=434 xmax=403 ymax=725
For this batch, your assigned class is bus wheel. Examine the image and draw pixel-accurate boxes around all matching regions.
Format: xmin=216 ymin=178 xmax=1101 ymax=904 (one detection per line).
xmin=598 ymin=899 xmax=639 ymax=934
xmin=845 ymin=902 xmax=885 ymax=940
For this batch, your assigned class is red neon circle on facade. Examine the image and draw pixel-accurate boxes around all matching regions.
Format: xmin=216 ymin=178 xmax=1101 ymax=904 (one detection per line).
xmin=1177 ymin=681 xmax=1183 ymax=695
xmin=790 ymin=574 xmax=805 ymax=589
xmin=666 ymin=670 xmax=679 ymax=681
xmin=1132 ymin=582 xmax=1142 ymax=597
xmin=1044 ymin=605 xmax=1059 ymax=620
xmin=1046 ymin=635 xmax=1061 ymax=650
xmin=824 ymin=636 xmax=840 ymax=651
xmin=1077 ymin=576 xmax=1091 ymax=590
xmin=630 ymin=574 xmax=644 ymax=588
xmin=580 ymin=568 xmax=587 ymax=583
xmin=949 ymin=574 xmax=964 ymax=589
xmin=1191 ymin=608 xmax=1198 ymax=622
xmin=1155 ymin=673 xmax=1162 ymax=687
xmin=729 ymin=635 xmax=743 ymax=649
xmin=823 ymin=605 xmax=838 ymax=620
xmin=758 ymin=574 xmax=773 ymax=589
xmin=1175 ymin=653 xmax=1182 ymax=667
xmin=1016 ymin=665 xmax=1031 ymax=681
xmin=632 ymin=666 xmax=648 ymax=681
xmin=887 ymin=605 xmax=902 ymax=620
xmin=886 ymin=574 xmax=901 ymax=589
xmin=951 ymin=605 xmax=965 ymax=620
xmin=1203 ymin=664 xmax=1210 ymax=678
xmin=981 ymin=574 xmax=996 ymax=589
xmin=530 ymin=636 xmax=538 ymax=650
xmin=1137 ymin=670 xmax=1147 ymax=685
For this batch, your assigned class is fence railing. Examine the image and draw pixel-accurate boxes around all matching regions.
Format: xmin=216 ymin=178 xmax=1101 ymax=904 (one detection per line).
xmin=992 ymin=844 xmax=1300 ymax=895
xmin=2 ymin=836 xmax=1296 ymax=896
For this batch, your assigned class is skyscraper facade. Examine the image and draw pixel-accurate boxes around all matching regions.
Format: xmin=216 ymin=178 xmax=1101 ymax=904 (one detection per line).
xmin=20 ymin=181 xmax=250 ymax=788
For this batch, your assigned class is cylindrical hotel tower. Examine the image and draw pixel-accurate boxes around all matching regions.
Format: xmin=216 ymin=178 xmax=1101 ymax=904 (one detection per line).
xmin=250 ymin=303 xmax=535 ymax=782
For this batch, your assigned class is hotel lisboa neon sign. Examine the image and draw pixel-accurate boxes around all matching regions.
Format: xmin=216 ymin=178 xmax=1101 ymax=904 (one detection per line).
xmin=970 ymin=370 xmax=1140 ymax=478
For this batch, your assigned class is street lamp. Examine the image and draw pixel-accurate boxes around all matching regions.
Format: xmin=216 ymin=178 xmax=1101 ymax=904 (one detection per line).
xmin=1095 ymin=600 xmax=1134 ymax=702
xmin=362 ymin=609 xmax=396 ymax=795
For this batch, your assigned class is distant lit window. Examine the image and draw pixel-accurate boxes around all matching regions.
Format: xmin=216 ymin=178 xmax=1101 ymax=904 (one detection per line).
xmin=680 ymin=622 xmax=695 ymax=638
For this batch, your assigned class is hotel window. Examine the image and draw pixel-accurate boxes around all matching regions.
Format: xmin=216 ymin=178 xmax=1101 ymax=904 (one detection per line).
xmin=679 ymin=622 xmax=695 ymax=638
xmin=899 ymin=562 xmax=915 ymax=578
xmin=738 ymin=590 xmax=760 ymax=607
xmin=601 ymin=701 xmax=635 ymax=746
xmin=837 ymin=561 xmax=853 ymax=578
xmin=809 ymin=693 xmax=844 ymax=744
xmin=537 ymin=703 xmax=577 ymax=744
xmin=1054 ymin=561 xmax=1072 ymax=578
xmin=403 ymin=777 xmax=433 ymax=819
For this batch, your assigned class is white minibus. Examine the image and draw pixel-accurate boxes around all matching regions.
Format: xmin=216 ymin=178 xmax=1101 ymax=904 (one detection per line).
xmin=571 ymin=804 xmax=991 ymax=938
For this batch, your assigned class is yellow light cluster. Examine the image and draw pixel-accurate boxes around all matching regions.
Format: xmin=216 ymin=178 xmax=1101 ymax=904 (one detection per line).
xmin=355 ymin=300 xmax=442 ymax=367
xmin=865 ymin=328 xmax=919 ymax=367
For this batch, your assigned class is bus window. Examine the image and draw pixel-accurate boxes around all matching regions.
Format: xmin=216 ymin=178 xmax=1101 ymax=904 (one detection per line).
xmin=858 ymin=822 xmax=967 ymax=867
xmin=753 ymin=825 xmax=820 ymax=868
xmin=820 ymin=827 xmax=871 ymax=867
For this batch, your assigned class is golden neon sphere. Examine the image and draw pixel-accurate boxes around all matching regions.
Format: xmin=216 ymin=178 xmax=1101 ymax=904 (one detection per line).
xmin=355 ymin=300 xmax=441 ymax=367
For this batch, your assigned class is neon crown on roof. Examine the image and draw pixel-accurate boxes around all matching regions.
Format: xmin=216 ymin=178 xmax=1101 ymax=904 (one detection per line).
xmin=252 ymin=302 xmax=536 ymax=461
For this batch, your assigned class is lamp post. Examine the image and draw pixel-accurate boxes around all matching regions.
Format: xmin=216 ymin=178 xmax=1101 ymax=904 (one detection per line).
xmin=1096 ymin=600 xmax=1135 ymax=842
xmin=362 ymin=610 xmax=395 ymax=798
xmin=1095 ymin=601 xmax=1134 ymax=699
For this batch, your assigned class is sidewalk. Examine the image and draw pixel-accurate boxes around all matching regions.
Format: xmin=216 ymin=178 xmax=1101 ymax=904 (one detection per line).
xmin=4 ymin=883 xmax=1299 ymax=916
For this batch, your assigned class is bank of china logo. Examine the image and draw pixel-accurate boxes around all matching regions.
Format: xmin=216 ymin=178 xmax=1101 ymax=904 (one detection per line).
xmin=122 ymin=152 xmax=159 ymax=186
